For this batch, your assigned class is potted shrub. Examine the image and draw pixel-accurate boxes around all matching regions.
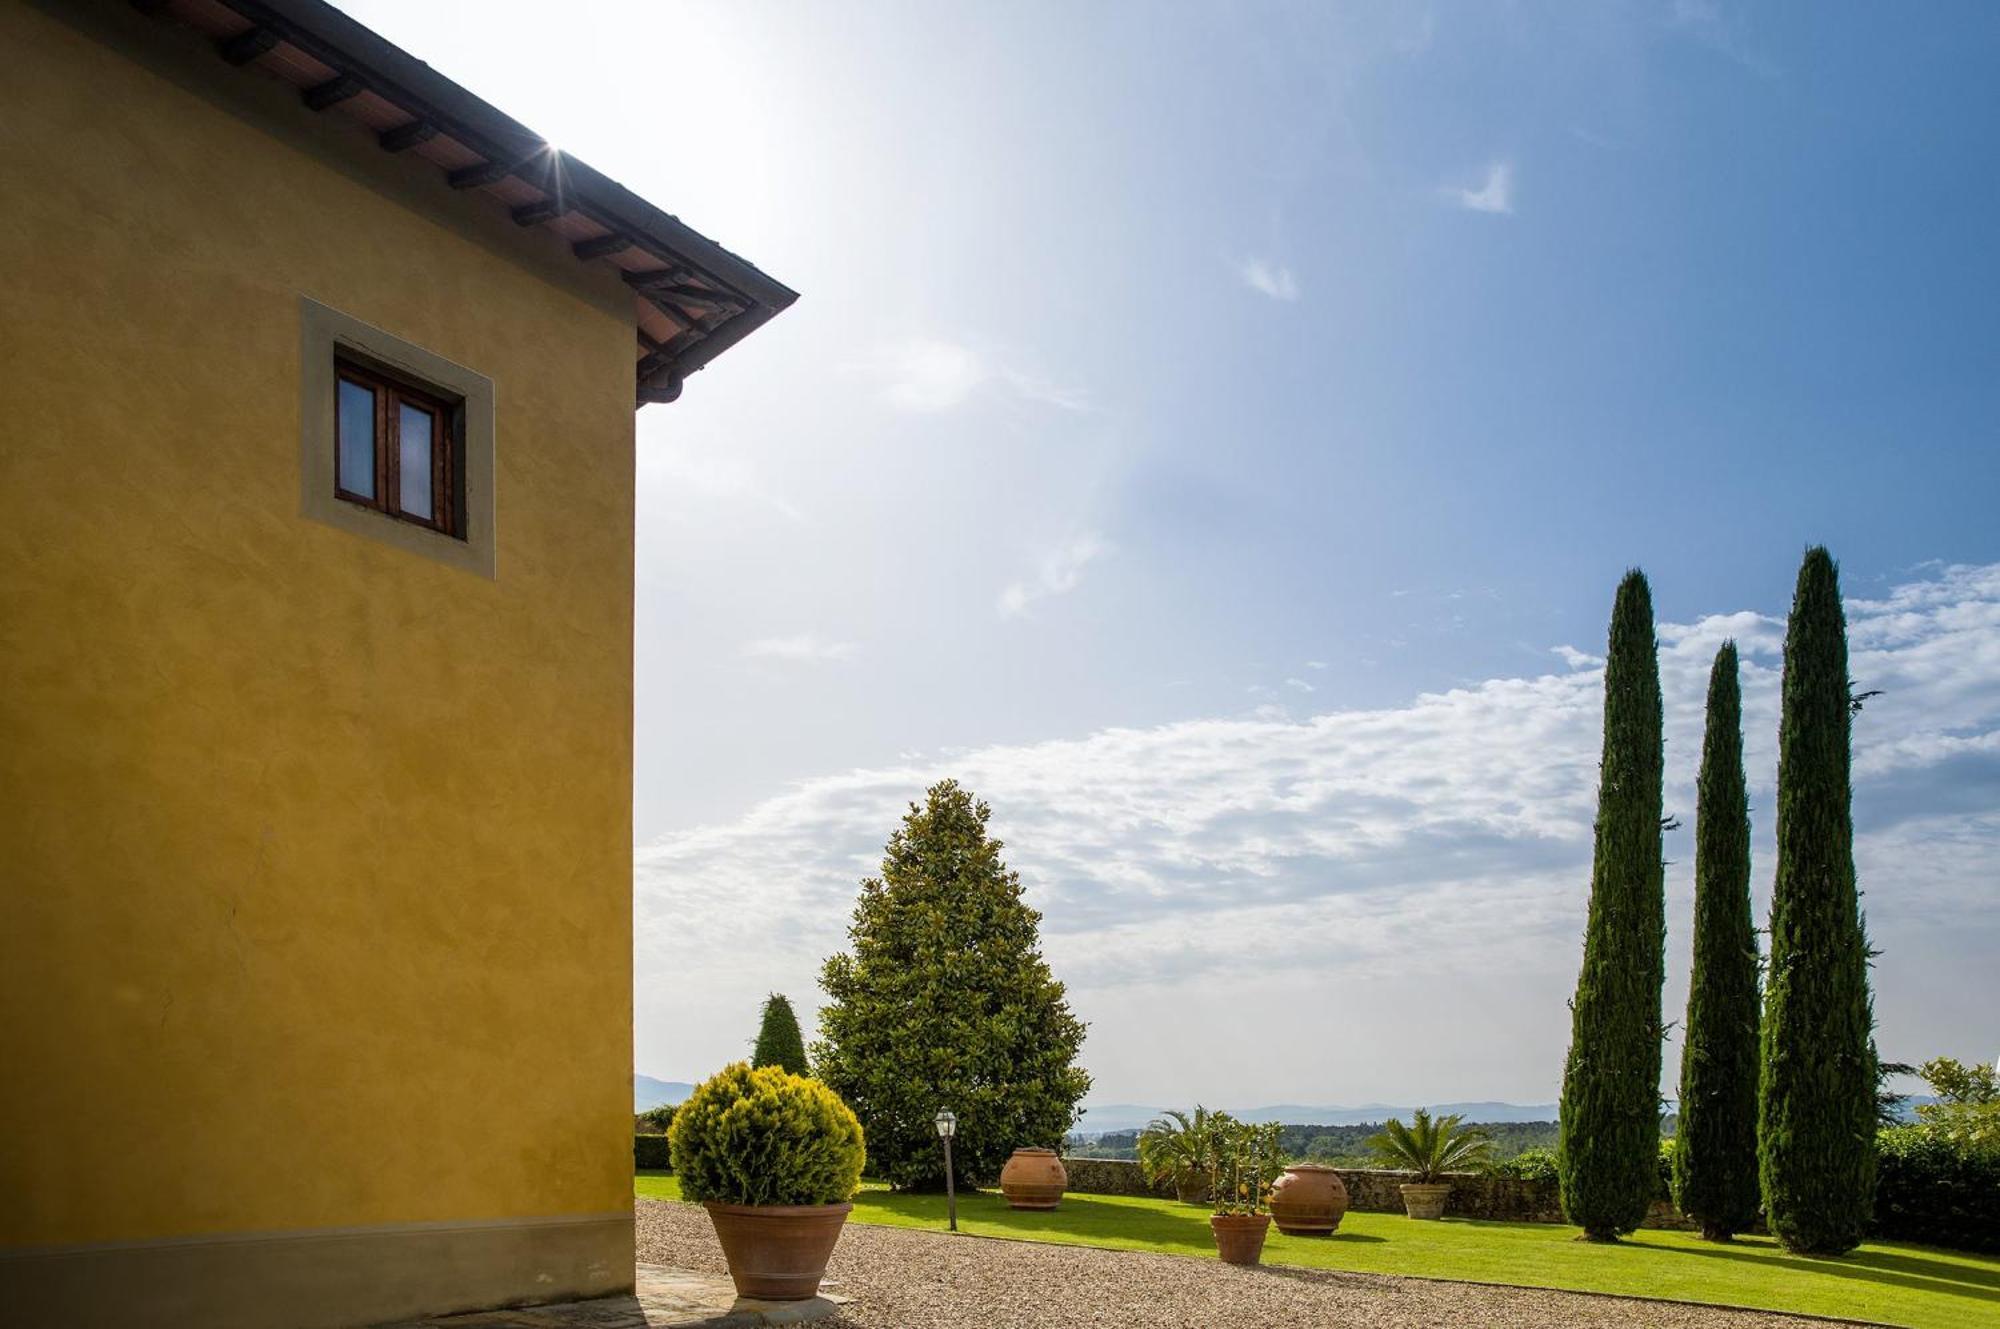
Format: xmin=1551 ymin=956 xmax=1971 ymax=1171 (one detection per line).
xmin=1139 ymin=1106 xmax=1226 ymax=1204
xmin=1366 ymin=1108 xmax=1492 ymax=1220
xmin=669 ymin=1062 xmax=866 ymax=1300
xmin=1209 ymin=1119 xmax=1283 ymax=1265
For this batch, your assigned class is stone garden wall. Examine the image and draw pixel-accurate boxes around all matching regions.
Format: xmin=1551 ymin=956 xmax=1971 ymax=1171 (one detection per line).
xmin=1059 ymin=1158 xmax=1692 ymax=1229
xmin=1060 ymin=1157 xmax=1174 ymax=1200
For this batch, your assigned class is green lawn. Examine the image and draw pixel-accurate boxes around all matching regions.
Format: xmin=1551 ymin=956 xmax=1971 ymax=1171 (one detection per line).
xmin=636 ymin=1172 xmax=1998 ymax=1328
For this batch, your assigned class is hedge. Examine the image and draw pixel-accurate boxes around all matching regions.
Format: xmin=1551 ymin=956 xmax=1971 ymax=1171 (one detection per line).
xmin=1873 ymin=1125 xmax=2000 ymax=1253
xmin=635 ymin=1133 xmax=674 ymax=1170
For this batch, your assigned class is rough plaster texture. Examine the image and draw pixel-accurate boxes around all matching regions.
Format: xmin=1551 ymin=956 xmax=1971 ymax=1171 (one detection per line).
xmin=0 ymin=0 xmax=637 ymax=1265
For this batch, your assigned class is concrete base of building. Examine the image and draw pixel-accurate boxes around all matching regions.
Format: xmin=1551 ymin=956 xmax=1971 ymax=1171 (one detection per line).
xmin=382 ymin=1263 xmax=850 ymax=1328
xmin=0 ymin=1211 xmax=633 ymax=1329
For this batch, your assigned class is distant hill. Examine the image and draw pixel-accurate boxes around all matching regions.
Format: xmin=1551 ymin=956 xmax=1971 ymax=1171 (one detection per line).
xmin=635 ymin=1074 xmax=695 ymax=1111
xmin=1072 ymin=1100 xmax=1560 ymax=1136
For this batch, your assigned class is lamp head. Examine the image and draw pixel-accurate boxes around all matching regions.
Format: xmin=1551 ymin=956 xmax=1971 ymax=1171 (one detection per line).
xmin=934 ymin=1109 xmax=957 ymax=1139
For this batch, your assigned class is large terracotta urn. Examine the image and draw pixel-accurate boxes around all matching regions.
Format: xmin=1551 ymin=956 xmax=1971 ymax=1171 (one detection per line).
xmin=1269 ymin=1163 xmax=1349 ymax=1235
xmin=1209 ymin=1213 xmax=1273 ymax=1265
xmin=998 ymin=1147 xmax=1068 ymax=1210
xmin=1399 ymin=1182 xmax=1452 ymax=1220
xmin=1174 ymin=1171 xmax=1211 ymax=1205
xmin=703 ymin=1201 xmax=851 ymax=1300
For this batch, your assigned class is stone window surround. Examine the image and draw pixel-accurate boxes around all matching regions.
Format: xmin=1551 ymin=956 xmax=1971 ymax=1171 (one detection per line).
xmin=299 ymin=296 xmax=496 ymax=578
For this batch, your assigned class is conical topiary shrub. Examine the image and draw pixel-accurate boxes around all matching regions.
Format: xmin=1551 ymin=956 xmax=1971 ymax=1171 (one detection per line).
xmin=1760 ymin=548 xmax=1876 ymax=1255
xmin=752 ymin=992 xmax=811 ymax=1077
xmin=1673 ymin=641 xmax=1762 ymax=1241
xmin=1559 ymin=569 xmax=1667 ymax=1241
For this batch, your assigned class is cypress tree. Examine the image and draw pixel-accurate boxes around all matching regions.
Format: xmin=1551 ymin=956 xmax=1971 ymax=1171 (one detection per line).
xmin=751 ymin=992 xmax=811 ymax=1077
xmin=1559 ymin=569 xmax=1668 ymax=1240
xmin=1673 ymin=641 xmax=1762 ymax=1240
xmin=1760 ymin=547 xmax=1876 ymax=1255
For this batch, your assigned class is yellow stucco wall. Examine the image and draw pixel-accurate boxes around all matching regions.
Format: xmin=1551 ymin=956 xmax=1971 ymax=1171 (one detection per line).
xmin=0 ymin=2 xmax=636 ymax=1246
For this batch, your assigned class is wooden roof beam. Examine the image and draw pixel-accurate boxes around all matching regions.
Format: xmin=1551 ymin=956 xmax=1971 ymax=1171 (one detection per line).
xmin=378 ymin=120 xmax=438 ymax=152
xmin=217 ymin=26 xmax=278 ymax=65
xmin=622 ymin=267 xmax=695 ymax=292
xmin=447 ymin=159 xmax=514 ymax=190
xmin=302 ymin=73 xmax=364 ymax=110
xmin=572 ymin=233 xmax=632 ymax=261
xmin=511 ymin=198 xmax=566 ymax=227
xmin=656 ymin=284 xmax=743 ymax=308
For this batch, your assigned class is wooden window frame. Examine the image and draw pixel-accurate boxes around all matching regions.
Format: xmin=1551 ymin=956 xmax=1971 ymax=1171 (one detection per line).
xmin=333 ymin=355 xmax=464 ymax=539
xmin=301 ymin=298 xmax=495 ymax=578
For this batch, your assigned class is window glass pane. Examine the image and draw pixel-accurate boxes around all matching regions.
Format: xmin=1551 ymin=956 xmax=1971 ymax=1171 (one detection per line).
xmin=337 ymin=379 xmax=375 ymax=498
xmin=399 ymin=402 xmax=434 ymax=521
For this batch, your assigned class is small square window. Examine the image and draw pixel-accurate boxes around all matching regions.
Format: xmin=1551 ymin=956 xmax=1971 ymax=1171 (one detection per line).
xmin=333 ymin=356 xmax=463 ymax=538
xmin=300 ymin=298 xmax=494 ymax=577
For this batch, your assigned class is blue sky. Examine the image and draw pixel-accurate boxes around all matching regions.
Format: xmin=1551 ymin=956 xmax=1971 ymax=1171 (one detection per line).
xmin=334 ymin=1 xmax=1999 ymax=1105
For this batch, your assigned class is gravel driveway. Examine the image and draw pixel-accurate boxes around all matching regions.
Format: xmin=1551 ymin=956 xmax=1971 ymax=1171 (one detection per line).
xmin=635 ymin=1199 xmax=1860 ymax=1329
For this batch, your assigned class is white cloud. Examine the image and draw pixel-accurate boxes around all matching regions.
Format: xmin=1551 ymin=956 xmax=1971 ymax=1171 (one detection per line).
xmin=1306 ymin=660 xmax=1329 ymax=670
xmin=997 ymin=534 xmax=1110 ymax=618
xmin=1450 ymin=161 xmax=1513 ymax=215
xmin=1553 ymin=644 xmax=1603 ymax=670
xmin=1233 ymin=257 xmax=1300 ymax=302
xmin=855 ymin=338 xmax=1087 ymax=413
xmin=740 ymin=633 xmax=857 ymax=663
xmin=1284 ymin=677 xmax=1316 ymax=693
xmin=637 ymin=562 xmax=2000 ymax=1105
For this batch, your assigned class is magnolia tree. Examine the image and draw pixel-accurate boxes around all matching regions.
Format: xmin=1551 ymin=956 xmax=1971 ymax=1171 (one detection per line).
xmin=814 ymin=780 xmax=1090 ymax=1189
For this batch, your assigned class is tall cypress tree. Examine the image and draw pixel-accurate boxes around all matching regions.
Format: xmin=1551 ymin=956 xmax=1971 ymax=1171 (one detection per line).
xmin=1559 ymin=570 xmax=1668 ymax=1241
xmin=1760 ymin=547 xmax=1876 ymax=1255
xmin=751 ymin=992 xmax=811 ymax=1077
xmin=1673 ymin=641 xmax=1762 ymax=1240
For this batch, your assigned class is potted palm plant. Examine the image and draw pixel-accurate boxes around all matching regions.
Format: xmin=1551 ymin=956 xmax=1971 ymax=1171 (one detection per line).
xmin=1138 ymin=1106 xmax=1225 ymax=1204
xmin=669 ymin=1062 xmax=866 ymax=1300
xmin=1209 ymin=1119 xmax=1284 ymax=1264
xmin=1366 ymin=1108 xmax=1493 ymax=1220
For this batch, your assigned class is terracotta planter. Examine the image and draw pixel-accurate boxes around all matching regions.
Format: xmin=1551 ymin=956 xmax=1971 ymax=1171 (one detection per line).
xmin=1174 ymin=1171 xmax=1212 ymax=1205
xmin=999 ymin=1147 xmax=1068 ymax=1210
xmin=1269 ymin=1164 xmax=1349 ymax=1235
xmin=703 ymin=1201 xmax=851 ymax=1300
xmin=1210 ymin=1212 xmax=1273 ymax=1265
xmin=1399 ymin=1182 xmax=1451 ymax=1220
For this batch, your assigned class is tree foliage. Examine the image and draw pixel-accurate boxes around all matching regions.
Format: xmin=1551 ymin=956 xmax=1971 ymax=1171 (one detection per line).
xmin=1673 ymin=642 xmax=1763 ymax=1240
xmin=751 ymin=992 xmax=811 ymax=1077
xmin=1210 ymin=1118 xmax=1285 ymax=1216
xmin=1760 ymin=547 xmax=1877 ymax=1255
xmin=1913 ymin=1057 xmax=2000 ymax=1150
xmin=1559 ymin=569 xmax=1668 ymax=1240
xmin=814 ymin=779 xmax=1091 ymax=1190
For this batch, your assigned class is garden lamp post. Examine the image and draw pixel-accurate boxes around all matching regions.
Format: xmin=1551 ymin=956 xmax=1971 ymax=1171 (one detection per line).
xmin=934 ymin=1109 xmax=958 ymax=1232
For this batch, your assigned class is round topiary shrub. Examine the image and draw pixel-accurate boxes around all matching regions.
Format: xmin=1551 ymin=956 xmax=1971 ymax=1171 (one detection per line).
xmin=669 ymin=1062 xmax=865 ymax=1207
